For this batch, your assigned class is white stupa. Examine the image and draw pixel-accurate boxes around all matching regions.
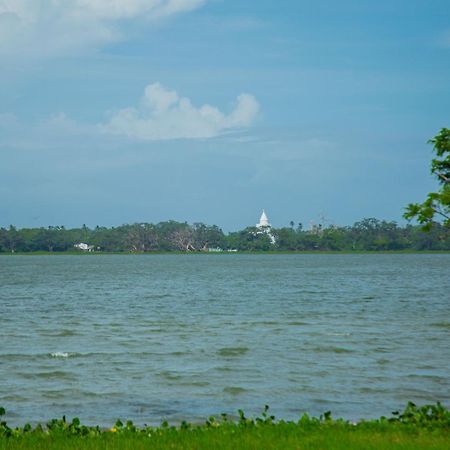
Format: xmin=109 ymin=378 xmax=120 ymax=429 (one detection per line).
xmin=255 ymin=210 xmax=276 ymax=244
xmin=256 ymin=209 xmax=271 ymax=228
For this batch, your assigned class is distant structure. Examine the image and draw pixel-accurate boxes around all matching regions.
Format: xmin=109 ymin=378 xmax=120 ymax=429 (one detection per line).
xmin=74 ymin=242 xmax=94 ymax=252
xmin=255 ymin=209 xmax=276 ymax=244
xmin=256 ymin=209 xmax=271 ymax=228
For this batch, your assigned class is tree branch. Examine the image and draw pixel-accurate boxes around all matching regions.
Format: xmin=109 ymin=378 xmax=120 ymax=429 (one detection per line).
xmin=432 ymin=206 xmax=450 ymax=221
xmin=437 ymin=172 xmax=450 ymax=184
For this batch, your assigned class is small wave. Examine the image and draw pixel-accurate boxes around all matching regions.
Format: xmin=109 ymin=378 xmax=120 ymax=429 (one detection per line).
xmin=41 ymin=330 xmax=79 ymax=337
xmin=330 ymin=347 xmax=353 ymax=354
xmin=182 ymin=381 xmax=210 ymax=387
xmin=223 ymin=386 xmax=247 ymax=395
xmin=217 ymin=347 xmax=249 ymax=357
xmin=144 ymin=293 xmax=171 ymax=300
xmin=19 ymin=370 xmax=75 ymax=381
xmin=158 ymin=371 xmax=183 ymax=381
xmin=373 ymin=347 xmax=392 ymax=353
xmin=405 ymin=374 xmax=446 ymax=383
xmin=50 ymin=352 xmax=71 ymax=358
xmin=48 ymin=351 xmax=168 ymax=360
xmin=80 ymin=391 xmax=123 ymax=399
xmin=377 ymin=358 xmax=391 ymax=365
xmin=0 ymin=353 xmax=37 ymax=361
xmin=169 ymin=351 xmax=188 ymax=356
xmin=58 ymin=330 xmax=79 ymax=337
xmin=215 ymin=366 xmax=233 ymax=372
xmin=41 ymin=389 xmax=73 ymax=399
xmin=325 ymin=332 xmax=351 ymax=336
xmin=431 ymin=322 xmax=450 ymax=329
xmin=417 ymin=364 xmax=435 ymax=370
xmin=1 ymin=394 xmax=27 ymax=402
xmin=313 ymin=346 xmax=354 ymax=354
xmin=359 ymin=386 xmax=385 ymax=394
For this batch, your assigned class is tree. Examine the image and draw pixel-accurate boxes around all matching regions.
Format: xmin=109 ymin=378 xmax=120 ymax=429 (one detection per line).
xmin=170 ymin=226 xmax=195 ymax=251
xmin=404 ymin=128 xmax=450 ymax=229
xmin=273 ymin=227 xmax=298 ymax=250
xmin=225 ymin=227 xmax=273 ymax=251
xmin=125 ymin=223 xmax=159 ymax=252
xmin=192 ymin=223 xmax=225 ymax=250
xmin=4 ymin=225 xmax=22 ymax=252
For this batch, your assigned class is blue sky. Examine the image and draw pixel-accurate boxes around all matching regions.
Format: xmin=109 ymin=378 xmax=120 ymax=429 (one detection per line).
xmin=1 ymin=0 xmax=449 ymax=231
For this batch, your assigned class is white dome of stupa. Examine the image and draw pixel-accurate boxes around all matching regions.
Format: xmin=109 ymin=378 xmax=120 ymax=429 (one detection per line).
xmin=257 ymin=209 xmax=271 ymax=228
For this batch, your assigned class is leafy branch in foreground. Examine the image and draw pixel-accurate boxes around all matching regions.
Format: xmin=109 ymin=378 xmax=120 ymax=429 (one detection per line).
xmin=404 ymin=128 xmax=450 ymax=229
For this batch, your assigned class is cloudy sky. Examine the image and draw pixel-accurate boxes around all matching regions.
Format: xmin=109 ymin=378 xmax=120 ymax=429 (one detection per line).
xmin=1 ymin=0 xmax=449 ymax=230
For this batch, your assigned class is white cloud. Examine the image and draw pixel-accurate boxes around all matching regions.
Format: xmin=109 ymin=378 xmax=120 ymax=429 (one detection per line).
xmin=0 ymin=0 xmax=206 ymax=58
xmin=101 ymin=82 xmax=260 ymax=140
xmin=37 ymin=112 xmax=95 ymax=137
xmin=0 ymin=84 xmax=259 ymax=145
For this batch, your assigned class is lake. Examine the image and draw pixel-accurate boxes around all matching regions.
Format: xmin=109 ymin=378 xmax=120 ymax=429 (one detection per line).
xmin=0 ymin=254 xmax=449 ymax=426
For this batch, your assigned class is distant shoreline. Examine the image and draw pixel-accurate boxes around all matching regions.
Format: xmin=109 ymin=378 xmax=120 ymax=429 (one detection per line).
xmin=1 ymin=250 xmax=450 ymax=256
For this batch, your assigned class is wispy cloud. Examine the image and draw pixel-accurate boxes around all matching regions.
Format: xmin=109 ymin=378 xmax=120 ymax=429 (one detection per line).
xmin=101 ymin=82 xmax=260 ymax=140
xmin=0 ymin=0 xmax=206 ymax=58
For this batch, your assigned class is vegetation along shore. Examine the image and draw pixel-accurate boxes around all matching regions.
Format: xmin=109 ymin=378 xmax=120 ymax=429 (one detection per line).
xmin=1 ymin=218 xmax=449 ymax=253
xmin=1 ymin=403 xmax=449 ymax=450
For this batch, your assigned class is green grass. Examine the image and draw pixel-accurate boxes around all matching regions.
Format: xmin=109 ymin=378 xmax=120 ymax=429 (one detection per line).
xmin=1 ymin=426 xmax=449 ymax=450
xmin=1 ymin=403 xmax=449 ymax=450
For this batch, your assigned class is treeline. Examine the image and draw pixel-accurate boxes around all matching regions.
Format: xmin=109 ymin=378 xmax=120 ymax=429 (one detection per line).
xmin=1 ymin=218 xmax=449 ymax=253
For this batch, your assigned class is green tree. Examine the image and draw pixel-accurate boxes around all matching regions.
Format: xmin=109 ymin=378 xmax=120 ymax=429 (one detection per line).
xmin=226 ymin=227 xmax=273 ymax=251
xmin=192 ymin=223 xmax=225 ymax=250
xmin=404 ymin=128 xmax=450 ymax=229
xmin=273 ymin=227 xmax=298 ymax=250
xmin=3 ymin=225 xmax=23 ymax=252
xmin=124 ymin=223 xmax=159 ymax=252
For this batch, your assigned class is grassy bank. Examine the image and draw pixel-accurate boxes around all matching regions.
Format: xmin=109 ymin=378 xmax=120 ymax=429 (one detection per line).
xmin=1 ymin=425 xmax=448 ymax=450
xmin=1 ymin=403 xmax=449 ymax=450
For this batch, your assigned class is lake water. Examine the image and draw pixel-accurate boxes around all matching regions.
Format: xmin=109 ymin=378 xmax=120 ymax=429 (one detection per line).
xmin=0 ymin=254 xmax=449 ymax=426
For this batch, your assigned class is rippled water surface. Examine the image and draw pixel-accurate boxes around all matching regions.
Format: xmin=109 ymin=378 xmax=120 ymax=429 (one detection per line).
xmin=1 ymin=254 xmax=449 ymax=425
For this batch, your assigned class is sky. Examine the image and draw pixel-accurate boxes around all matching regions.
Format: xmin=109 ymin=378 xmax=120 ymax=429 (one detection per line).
xmin=1 ymin=0 xmax=449 ymax=231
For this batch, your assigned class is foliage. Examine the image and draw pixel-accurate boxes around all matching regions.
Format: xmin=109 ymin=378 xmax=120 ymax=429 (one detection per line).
xmin=404 ymin=128 xmax=450 ymax=229
xmin=388 ymin=402 xmax=450 ymax=428
xmin=1 ymin=404 xmax=449 ymax=450
xmin=1 ymin=218 xmax=450 ymax=253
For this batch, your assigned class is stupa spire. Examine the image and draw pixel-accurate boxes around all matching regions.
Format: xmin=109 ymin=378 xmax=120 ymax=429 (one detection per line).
xmin=257 ymin=209 xmax=271 ymax=228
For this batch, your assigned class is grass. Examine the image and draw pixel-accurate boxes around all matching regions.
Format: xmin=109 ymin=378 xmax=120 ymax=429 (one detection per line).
xmin=1 ymin=403 xmax=449 ymax=450
xmin=1 ymin=426 xmax=449 ymax=450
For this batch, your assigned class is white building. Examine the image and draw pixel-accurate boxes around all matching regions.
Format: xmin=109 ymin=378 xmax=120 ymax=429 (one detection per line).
xmin=255 ymin=209 xmax=276 ymax=244
xmin=74 ymin=242 xmax=94 ymax=252
xmin=256 ymin=209 xmax=271 ymax=228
